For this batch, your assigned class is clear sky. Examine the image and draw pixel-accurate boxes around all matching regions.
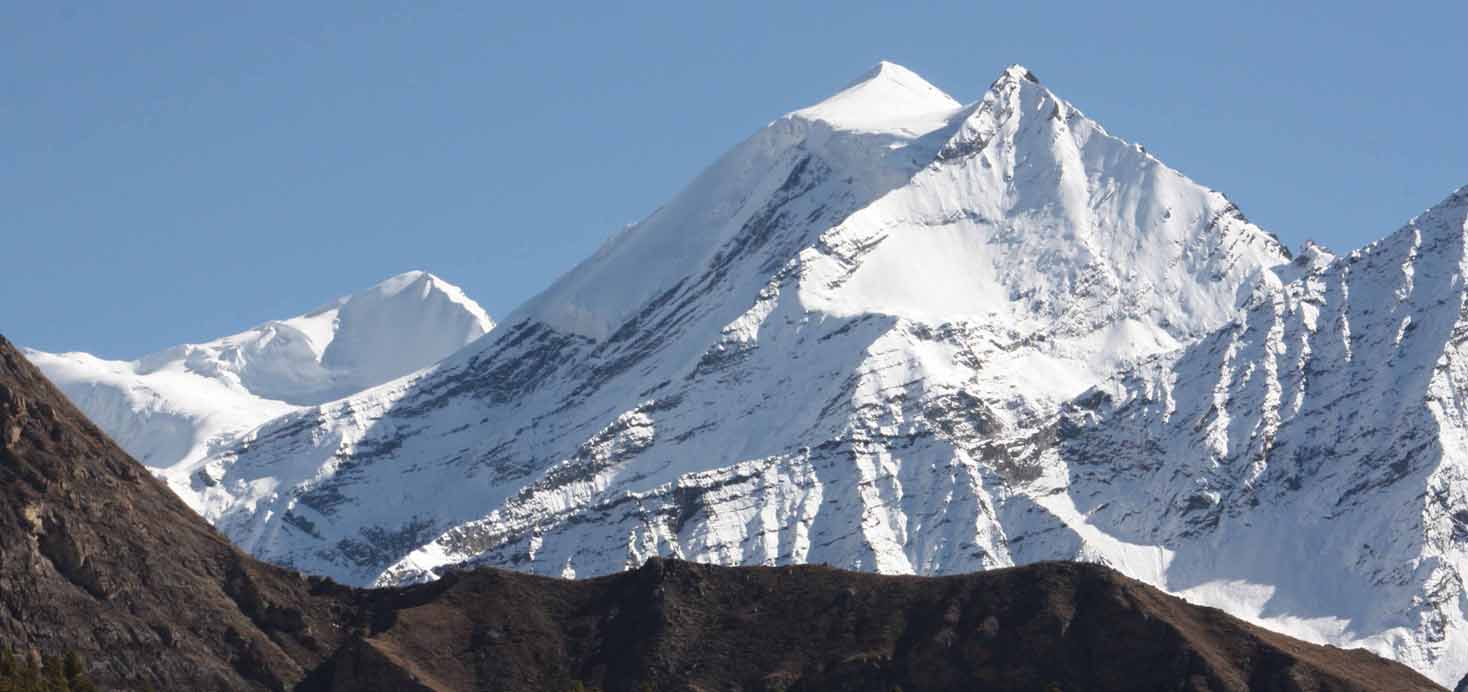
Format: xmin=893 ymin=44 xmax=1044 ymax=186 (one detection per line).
xmin=4 ymin=2 xmax=1465 ymax=358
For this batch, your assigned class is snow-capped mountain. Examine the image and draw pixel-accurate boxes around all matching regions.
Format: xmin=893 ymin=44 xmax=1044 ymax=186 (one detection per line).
xmin=24 ymin=270 xmax=493 ymax=507
xmin=178 ymin=63 xmax=1464 ymax=685
xmin=188 ymin=62 xmax=1286 ymax=582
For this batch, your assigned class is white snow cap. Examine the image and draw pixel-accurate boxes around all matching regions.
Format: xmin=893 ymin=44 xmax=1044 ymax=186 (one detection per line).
xmin=792 ymin=60 xmax=962 ymax=133
xmin=322 ymin=270 xmax=495 ymax=390
xmin=345 ymin=270 xmax=494 ymax=343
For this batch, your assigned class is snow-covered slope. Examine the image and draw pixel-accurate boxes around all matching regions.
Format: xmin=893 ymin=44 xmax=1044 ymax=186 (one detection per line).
xmin=180 ymin=63 xmax=1464 ymax=685
xmin=1040 ymin=187 xmax=1468 ymax=683
xmin=193 ymin=62 xmax=1284 ymax=580
xmin=24 ymin=270 xmax=493 ymax=507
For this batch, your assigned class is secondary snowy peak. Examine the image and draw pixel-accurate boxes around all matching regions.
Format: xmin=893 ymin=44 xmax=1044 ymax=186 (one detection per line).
xmin=351 ymin=269 xmax=492 ymax=328
xmin=322 ymin=270 xmax=495 ymax=395
xmin=117 ymin=270 xmax=493 ymax=405
xmin=24 ymin=270 xmax=493 ymax=485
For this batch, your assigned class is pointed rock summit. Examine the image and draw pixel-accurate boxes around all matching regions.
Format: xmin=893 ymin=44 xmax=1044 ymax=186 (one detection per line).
xmin=997 ymin=63 xmax=1041 ymax=84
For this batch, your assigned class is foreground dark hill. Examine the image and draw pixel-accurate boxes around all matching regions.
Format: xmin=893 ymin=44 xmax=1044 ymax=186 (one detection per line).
xmin=307 ymin=558 xmax=1444 ymax=692
xmin=0 ymin=335 xmax=1445 ymax=691
xmin=0 ymin=335 xmax=352 ymax=688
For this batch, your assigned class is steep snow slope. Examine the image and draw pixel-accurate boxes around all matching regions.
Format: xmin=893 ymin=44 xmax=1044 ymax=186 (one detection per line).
xmin=185 ymin=63 xmax=1464 ymax=685
xmin=196 ymin=63 xmax=1285 ymax=579
xmin=1038 ymin=188 xmax=1468 ymax=683
xmin=24 ymin=270 xmax=493 ymax=506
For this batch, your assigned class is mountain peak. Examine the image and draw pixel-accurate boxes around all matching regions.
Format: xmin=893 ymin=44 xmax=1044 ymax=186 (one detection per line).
xmin=24 ymin=269 xmax=496 ymax=487
xmin=846 ymin=60 xmax=927 ymax=88
xmin=367 ymin=269 xmax=431 ymax=295
xmin=793 ymin=60 xmax=960 ymax=133
xmin=995 ymin=63 xmax=1041 ymax=85
xmin=354 ymin=269 xmax=493 ymax=333
xmin=323 ymin=270 xmax=494 ymax=389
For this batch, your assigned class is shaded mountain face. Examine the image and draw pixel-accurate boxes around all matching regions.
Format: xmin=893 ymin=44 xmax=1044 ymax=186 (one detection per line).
xmin=23 ymin=271 xmax=493 ymax=508
xmin=0 ymin=333 xmax=1445 ymax=690
xmin=183 ymin=63 xmax=1466 ymax=684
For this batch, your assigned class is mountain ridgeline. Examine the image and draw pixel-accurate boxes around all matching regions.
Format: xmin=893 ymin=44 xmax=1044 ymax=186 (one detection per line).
xmin=0 ymin=333 xmax=1446 ymax=689
xmin=103 ymin=64 xmax=1468 ymax=685
xmin=20 ymin=62 xmax=1468 ymax=687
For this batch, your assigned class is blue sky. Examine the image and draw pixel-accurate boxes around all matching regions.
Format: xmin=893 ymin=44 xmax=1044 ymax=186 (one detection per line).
xmin=5 ymin=2 xmax=1465 ymax=358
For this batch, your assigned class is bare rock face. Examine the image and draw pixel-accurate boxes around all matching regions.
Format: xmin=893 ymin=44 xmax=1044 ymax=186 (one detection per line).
xmin=0 ymin=333 xmax=1446 ymax=690
xmin=0 ymin=334 xmax=352 ymax=690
